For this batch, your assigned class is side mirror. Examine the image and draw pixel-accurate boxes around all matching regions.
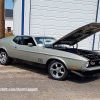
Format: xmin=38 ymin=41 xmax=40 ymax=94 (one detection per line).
xmin=28 ymin=43 xmax=33 ymax=47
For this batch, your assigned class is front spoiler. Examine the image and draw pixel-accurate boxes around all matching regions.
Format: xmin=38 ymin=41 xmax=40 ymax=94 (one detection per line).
xmin=71 ymin=70 xmax=100 ymax=77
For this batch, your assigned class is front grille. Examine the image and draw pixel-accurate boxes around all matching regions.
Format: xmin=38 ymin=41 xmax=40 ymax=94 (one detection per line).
xmin=83 ymin=54 xmax=99 ymax=59
xmin=88 ymin=60 xmax=100 ymax=67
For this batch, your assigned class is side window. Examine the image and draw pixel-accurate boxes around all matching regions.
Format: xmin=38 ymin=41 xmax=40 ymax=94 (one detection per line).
xmin=7 ymin=27 xmax=11 ymax=32
xmin=13 ymin=37 xmax=20 ymax=44
xmin=18 ymin=36 xmax=36 ymax=46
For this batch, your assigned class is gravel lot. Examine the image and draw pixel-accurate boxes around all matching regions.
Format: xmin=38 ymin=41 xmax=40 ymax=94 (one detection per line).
xmin=0 ymin=62 xmax=100 ymax=100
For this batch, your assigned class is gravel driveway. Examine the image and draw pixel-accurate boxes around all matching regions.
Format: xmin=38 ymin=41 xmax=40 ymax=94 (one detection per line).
xmin=0 ymin=62 xmax=100 ymax=100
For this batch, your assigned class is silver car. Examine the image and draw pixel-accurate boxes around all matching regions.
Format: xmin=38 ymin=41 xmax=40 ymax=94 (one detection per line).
xmin=0 ymin=23 xmax=100 ymax=80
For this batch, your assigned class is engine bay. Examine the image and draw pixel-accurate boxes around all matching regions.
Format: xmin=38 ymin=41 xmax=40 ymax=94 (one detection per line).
xmin=65 ymin=49 xmax=99 ymax=60
xmin=67 ymin=49 xmax=100 ymax=67
xmin=48 ymin=45 xmax=100 ymax=67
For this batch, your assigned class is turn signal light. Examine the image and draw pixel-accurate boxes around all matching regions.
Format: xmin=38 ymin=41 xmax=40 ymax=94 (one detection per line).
xmin=82 ymin=71 xmax=85 ymax=73
xmin=72 ymin=66 xmax=77 ymax=69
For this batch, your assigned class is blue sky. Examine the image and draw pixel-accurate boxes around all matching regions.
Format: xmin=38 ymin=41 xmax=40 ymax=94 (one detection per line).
xmin=5 ymin=0 xmax=13 ymax=9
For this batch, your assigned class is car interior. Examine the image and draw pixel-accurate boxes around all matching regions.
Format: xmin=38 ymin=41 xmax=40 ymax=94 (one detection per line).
xmin=13 ymin=36 xmax=36 ymax=46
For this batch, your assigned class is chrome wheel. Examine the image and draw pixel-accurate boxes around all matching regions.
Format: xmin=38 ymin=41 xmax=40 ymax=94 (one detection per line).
xmin=50 ymin=62 xmax=65 ymax=79
xmin=0 ymin=52 xmax=7 ymax=64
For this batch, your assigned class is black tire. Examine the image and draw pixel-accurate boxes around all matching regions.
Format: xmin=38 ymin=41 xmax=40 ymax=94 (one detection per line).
xmin=48 ymin=60 xmax=68 ymax=80
xmin=0 ymin=50 xmax=12 ymax=65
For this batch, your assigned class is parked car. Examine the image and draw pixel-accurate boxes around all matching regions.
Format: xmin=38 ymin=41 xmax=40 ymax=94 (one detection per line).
xmin=0 ymin=23 xmax=100 ymax=80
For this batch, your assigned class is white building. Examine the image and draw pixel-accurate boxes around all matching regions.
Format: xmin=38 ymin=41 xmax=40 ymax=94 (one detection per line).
xmin=13 ymin=0 xmax=100 ymax=50
xmin=5 ymin=9 xmax=13 ymax=32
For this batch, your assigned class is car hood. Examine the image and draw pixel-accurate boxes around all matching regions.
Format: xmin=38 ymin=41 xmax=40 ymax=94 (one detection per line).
xmin=52 ymin=23 xmax=100 ymax=46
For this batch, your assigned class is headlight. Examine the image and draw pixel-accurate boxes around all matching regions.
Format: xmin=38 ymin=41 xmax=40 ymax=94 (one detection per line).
xmin=85 ymin=62 xmax=89 ymax=68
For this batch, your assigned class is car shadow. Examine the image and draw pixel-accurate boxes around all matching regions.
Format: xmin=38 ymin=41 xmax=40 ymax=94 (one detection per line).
xmin=66 ymin=74 xmax=100 ymax=83
xmin=11 ymin=61 xmax=100 ymax=83
xmin=11 ymin=61 xmax=48 ymax=75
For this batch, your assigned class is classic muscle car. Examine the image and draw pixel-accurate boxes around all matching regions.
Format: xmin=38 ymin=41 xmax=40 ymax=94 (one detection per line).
xmin=0 ymin=23 xmax=100 ymax=80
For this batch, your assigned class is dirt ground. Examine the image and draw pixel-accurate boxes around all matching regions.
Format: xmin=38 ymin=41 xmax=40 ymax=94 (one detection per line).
xmin=0 ymin=62 xmax=100 ymax=100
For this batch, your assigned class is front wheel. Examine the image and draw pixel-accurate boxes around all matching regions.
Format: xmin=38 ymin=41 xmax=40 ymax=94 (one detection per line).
xmin=0 ymin=50 xmax=12 ymax=65
xmin=48 ymin=60 xmax=68 ymax=80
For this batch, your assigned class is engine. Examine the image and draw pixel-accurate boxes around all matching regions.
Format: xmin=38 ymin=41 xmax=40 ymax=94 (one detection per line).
xmin=77 ymin=49 xmax=100 ymax=67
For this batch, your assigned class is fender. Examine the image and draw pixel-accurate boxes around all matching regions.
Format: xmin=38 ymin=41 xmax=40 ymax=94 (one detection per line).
xmin=47 ymin=56 xmax=67 ymax=68
xmin=0 ymin=47 xmax=8 ymax=54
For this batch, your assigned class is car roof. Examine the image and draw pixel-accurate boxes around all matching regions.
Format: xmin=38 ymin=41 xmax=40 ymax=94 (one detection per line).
xmin=15 ymin=35 xmax=55 ymax=38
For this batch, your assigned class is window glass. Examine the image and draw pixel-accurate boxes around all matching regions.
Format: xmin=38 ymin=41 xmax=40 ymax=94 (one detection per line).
xmin=7 ymin=27 xmax=11 ymax=32
xmin=13 ymin=37 xmax=20 ymax=44
xmin=35 ymin=37 xmax=56 ymax=47
xmin=13 ymin=36 xmax=36 ymax=46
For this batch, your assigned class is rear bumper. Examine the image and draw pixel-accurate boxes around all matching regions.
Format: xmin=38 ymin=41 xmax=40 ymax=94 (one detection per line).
xmin=71 ymin=69 xmax=100 ymax=77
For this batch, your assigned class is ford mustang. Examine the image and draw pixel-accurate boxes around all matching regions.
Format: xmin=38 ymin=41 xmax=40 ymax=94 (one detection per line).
xmin=0 ymin=23 xmax=100 ymax=80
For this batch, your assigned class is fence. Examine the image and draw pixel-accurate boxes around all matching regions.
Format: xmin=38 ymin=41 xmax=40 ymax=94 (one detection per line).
xmin=5 ymin=32 xmax=14 ymax=37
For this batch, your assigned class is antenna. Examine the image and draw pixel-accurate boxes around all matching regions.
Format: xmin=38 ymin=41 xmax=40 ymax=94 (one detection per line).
xmin=43 ymin=25 xmax=46 ymax=46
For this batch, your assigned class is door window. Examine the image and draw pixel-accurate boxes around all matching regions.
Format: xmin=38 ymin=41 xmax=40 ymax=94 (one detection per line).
xmin=13 ymin=36 xmax=36 ymax=46
xmin=13 ymin=37 xmax=20 ymax=44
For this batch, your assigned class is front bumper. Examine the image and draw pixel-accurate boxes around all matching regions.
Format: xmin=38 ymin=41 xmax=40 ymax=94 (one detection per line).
xmin=81 ymin=65 xmax=100 ymax=71
xmin=71 ymin=69 xmax=100 ymax=77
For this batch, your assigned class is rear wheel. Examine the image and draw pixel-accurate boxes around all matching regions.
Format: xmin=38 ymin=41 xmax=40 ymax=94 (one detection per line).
xmin=48 ymin=60 xmax=68 ymax=80
xmin=0 ymin=50 xmax=12 ymax=65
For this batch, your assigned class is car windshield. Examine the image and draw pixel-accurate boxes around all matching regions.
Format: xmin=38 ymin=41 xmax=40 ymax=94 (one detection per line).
xmin=35 ymin=37 xmax=56 ymax=47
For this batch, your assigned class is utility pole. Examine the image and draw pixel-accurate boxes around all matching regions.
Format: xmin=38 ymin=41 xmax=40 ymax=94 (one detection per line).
xmin=0 ymin=0 xmax=5 ymax=38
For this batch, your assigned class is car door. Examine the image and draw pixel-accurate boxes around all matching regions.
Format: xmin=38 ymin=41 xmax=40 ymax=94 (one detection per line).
xmin=21 ymin=36 xmax=38 ymax=62
xmin=10 ymin=36 xmax=27 ymax=60
xmin=10 ymin=36 xmax=38 ymax=62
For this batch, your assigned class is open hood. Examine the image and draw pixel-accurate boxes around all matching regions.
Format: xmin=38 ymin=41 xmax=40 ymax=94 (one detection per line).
xmin=52 ymin=23 xmax=100 ymax=46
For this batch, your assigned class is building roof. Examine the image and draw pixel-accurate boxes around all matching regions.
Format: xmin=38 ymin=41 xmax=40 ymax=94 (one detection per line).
xmin=5 ymin=9 xmax=13 ymax=18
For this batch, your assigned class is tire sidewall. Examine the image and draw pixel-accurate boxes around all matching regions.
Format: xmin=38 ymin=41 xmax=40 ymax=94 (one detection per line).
xmin=0 ymin=50 xmax=10 ymax=65
xmin=48 ymin=60 xmax=68 ymax=80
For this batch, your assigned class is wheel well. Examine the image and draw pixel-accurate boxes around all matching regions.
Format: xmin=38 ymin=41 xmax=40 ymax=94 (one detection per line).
xmin=0 ymin=48 xmax=6 ymax=52
xmin=0 ymin=49 xmax=8 ymax=56
xmin=46 ymin=59 xmax=64 ymax=69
